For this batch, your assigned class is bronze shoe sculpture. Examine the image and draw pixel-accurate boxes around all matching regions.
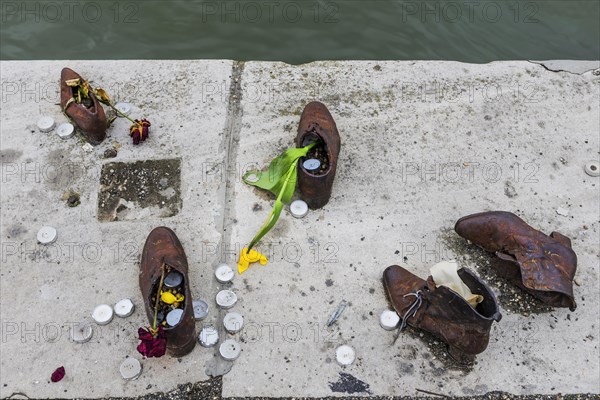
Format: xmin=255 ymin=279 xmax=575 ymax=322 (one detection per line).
xmin=455 ymin=211 xmax=577 ymax=311
xmin=140 ymin=227 xmax=196 ymax=357
xmin=60 ymin=67 xmax=107 ymax=145
xmin=383 ymin=265 xmax=501 ymax=361
xmin=295 ymin=102 xmax=341 ymax=209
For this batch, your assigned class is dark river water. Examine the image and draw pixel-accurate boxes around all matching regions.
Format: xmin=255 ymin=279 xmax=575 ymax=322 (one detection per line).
xmin=1 ymin=0 xmax=598 ymax=63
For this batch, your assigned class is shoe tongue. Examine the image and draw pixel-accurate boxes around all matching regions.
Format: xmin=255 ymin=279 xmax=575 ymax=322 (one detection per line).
xmin=430 ymin=260 xmax=483 ymax=307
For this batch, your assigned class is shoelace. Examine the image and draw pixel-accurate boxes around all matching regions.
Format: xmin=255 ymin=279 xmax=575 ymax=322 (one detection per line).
xmin=393 ymin=290 xmax=424 ymax=343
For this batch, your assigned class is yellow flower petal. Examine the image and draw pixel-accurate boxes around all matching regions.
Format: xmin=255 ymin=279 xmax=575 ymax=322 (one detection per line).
xmin=238 ymin=259 xmax=250 ymax=274
xmin=237 ymin=247 xmax=268 ymax=274
xmin=160 ymin=291 xmax=177 ymax=305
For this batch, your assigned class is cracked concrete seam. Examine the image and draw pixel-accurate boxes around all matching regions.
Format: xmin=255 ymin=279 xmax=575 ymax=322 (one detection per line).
xmin=528 ymin=60 xmax=600 ymax=75
xmin=205 ymin=60 xmax=246 ymax=378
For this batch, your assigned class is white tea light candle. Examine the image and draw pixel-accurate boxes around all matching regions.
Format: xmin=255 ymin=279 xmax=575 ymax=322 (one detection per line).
xmin=216 ymin=290 xmax=237 ymax=309
xmin=215 ymin=264 xmax=234 ymax=283
xmin=37 ymin=116 xmax=55 ymax=132
xmin=114 ymin=299 xmax=135 ymax=318
xmin=219 ymin=339 xmax=241 ymax=360
xmin=223 ymin=312 xmax=244 ymax=334
xmin=335 ymin=345 xmax=356 ymax=366
xmin=37 ymin=226 xmax=57 ymax=244
xmin=92 ymin=304 xmax=114 ymax=325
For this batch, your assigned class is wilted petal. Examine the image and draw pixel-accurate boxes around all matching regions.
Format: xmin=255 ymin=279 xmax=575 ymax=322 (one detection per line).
xmin=65 ymin=78 xmax=80 ymax=87
xmin=137 ymin=327 xmax=153 ymax=341
xmin=137 ymin=326 xmax=167 ymax=358
xmin=51 ymin=366 xmax=65 ymax=382
xmin=129 ymin=119 xmax=151 ymax=145
xmin=93 ymin=88 xmax=110 ymax=103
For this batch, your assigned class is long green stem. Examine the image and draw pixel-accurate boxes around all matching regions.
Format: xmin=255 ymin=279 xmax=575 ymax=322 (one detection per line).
xmin=247 ymin=162 xmax=296 ymax=251
xmin=244 ymin=141 xmax=318 ymax=252
xmin=106 ymin=102 xmax=137 ymax=124
xmin=152 ymin=263 xmax=167 ymax=333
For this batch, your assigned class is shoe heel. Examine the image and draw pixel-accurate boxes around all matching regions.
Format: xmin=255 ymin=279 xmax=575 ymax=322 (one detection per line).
xmin=447 ymin=344 xmax=475 ymax=365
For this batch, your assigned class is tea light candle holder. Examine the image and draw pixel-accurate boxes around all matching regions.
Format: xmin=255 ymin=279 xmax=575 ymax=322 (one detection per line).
xmin=335 ymin=345 xmax=355 ymax=366
xmin=70 ymin=322 xmax=93 ymax=343
xmin=163 ymin=271 xmax=183 ymax=288
xmin=120 ymin=357 xmax=142 ymax=380
xmin=166 ymin=309 xmax=184 ymax=327
xmin=37 ymin=116 xmax=55 ymax=132
xmin=584 ymin=161 xmax=599 ymax=177
xmin=223 ymin=312 xmax=244 ymax=334
xmin=216 ymin=290 xmax=237 ymax=309
xmin=198 ymin=325 xmax=219 ymax=347
xmin=193 ymin=300 xmax=209 ymax=321
xmin=37 ymin=226 xmax=57 ymax=244
xmin=114 ymin=299 xmax=135 ymax=318
xmin=379 ymin=310 xmax=400 ymax=331
xmin=215 ymin=264 xmax=234 ymax=283
xmin=290 ymin=200 xmax=308 ymax=218
xmin=219 ymin=339 xmax=241 ymax=360
xmin=56 ymin=123 xmax=75 ymax=139
xmin=303 ymin=158 xmax=321 ymax=172
xmin=92 ymin=304 xmax=113 ymax=325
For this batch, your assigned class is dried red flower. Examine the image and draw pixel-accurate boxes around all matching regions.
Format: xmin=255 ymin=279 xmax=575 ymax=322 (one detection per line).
xmin=129 ymin=118 xmax=151 ymax=145
xmin=51 ymin=366 xmax=65 ymax=382
xmin=136 ymin=326 xmax=167 ymax=358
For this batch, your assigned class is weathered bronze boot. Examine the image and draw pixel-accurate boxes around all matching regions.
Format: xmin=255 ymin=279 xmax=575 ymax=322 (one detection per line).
xmin=455 ymin=211 xmax=577 ymax=311
xmin=383 ymin=265 xmax=501 ymax=361
xmin=140 ymin=227 xmax=196 ymax=356
xmin=295 ymin=102 xmax=341 ymax=209
xmin=60 ymin=67 xmax=107 ymax=145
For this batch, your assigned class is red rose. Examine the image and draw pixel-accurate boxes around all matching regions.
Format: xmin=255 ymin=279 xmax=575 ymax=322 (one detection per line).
xmin=136 ymin=326 xmax=167 ymax=358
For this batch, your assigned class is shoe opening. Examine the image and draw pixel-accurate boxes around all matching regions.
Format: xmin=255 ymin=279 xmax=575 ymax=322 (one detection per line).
xmin=457 ymin=268 xmax=500 ymax=320
xmin=300 ymin=130 xmax=331 ymax=176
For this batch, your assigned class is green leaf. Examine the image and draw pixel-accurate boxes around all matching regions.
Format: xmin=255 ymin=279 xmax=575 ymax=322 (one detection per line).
xmin=244 ymin=142 xmax=317 ymax=251
xmin=243 ymin=143 xmax=314 ymax=201
xmin=281 ymin=167 xmax=297 ymax=204
xmin=247 ymin=162 xmax=297 ymax=250
xmin=247 ymin=198 xmax=284 ymax=250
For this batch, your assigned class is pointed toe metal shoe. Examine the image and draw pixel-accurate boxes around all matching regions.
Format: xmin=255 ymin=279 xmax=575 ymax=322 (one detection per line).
xmin=455 ymin=211 xmax=577 ymax=311
xmin=295 ymin=101 xmax=341 ymax=209
xmin=60 ymin=67 xmax=107 ymax=145
xmin=140 ymin=227 xmax=196 ymax=357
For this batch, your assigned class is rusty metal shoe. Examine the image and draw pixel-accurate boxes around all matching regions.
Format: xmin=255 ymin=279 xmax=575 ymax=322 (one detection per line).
xmin=295 ymin=102 xmax=341 ymax=209
xmin=60 ymin=67 xmax=107 ymax=145
xmin=383 ymin=265 xmax=501 ymax=360
xmin=140 ymin=227 xmax=196 ymax=357
xmin=454 ymin=211 xmax=577 ymax=311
